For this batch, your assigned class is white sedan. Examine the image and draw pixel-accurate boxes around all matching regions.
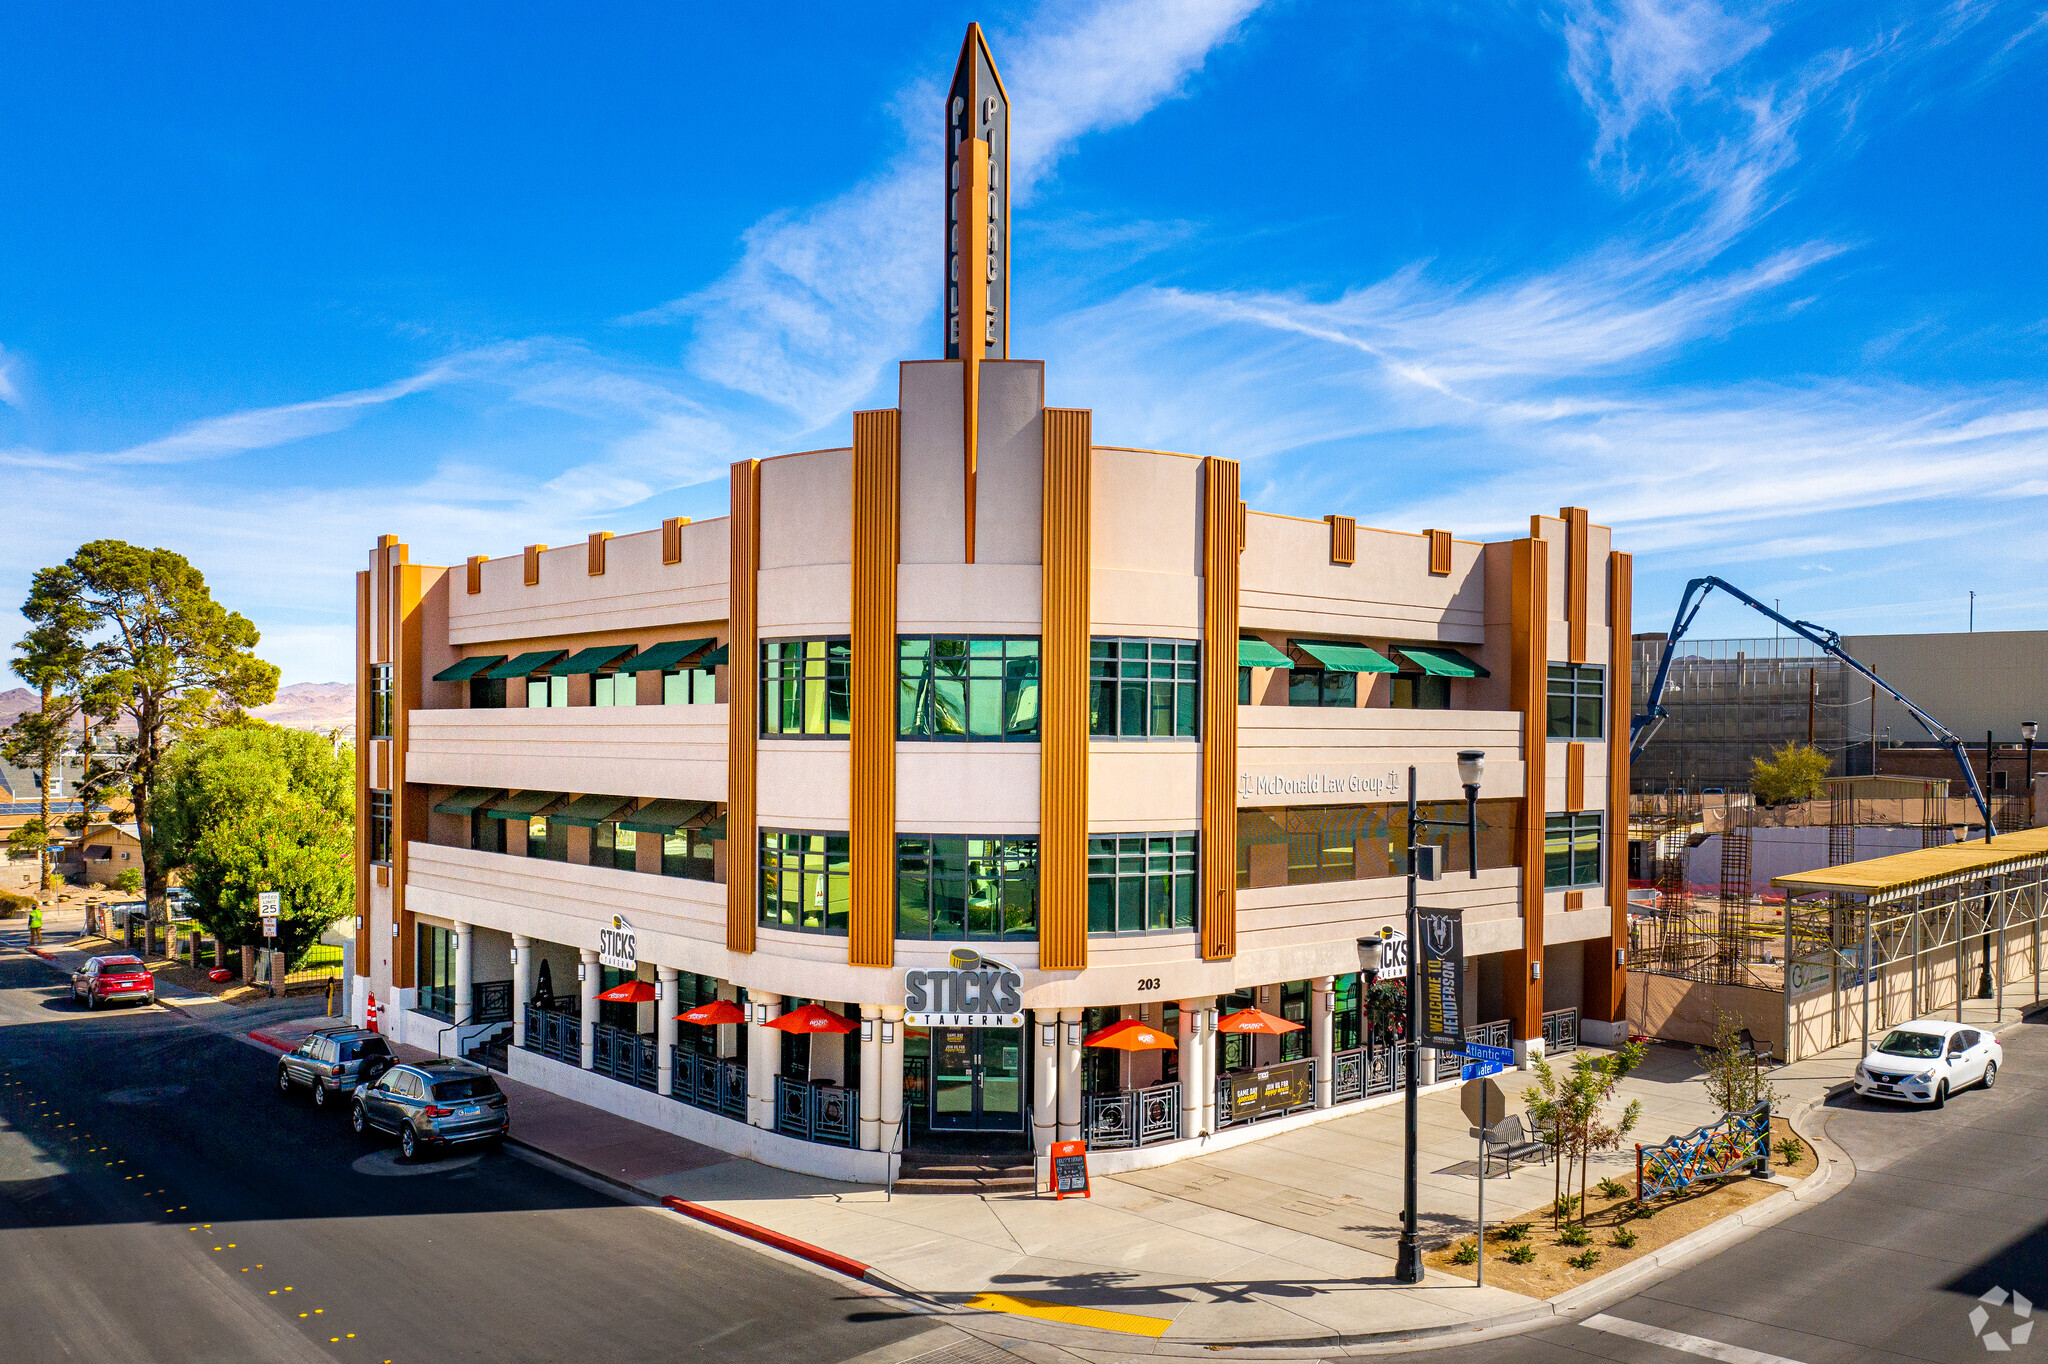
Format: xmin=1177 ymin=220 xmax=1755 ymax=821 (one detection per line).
xmin=1853 ymin=1020 xmax=2002 ymax=1107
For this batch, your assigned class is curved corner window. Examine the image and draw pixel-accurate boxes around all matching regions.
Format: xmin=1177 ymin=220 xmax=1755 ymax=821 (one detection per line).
xmin=898 ymin=636 xmax=1040 ymax=740
xmin=1089 ymin=638 xmax=1198 ymax=738
xmin=896 ymin=835 xmax=1037 ymax=941
xmin=761 ymin=639 xmax=850 ymax=737
xmin=1086 ymin=834 xmax=1197 ymax=935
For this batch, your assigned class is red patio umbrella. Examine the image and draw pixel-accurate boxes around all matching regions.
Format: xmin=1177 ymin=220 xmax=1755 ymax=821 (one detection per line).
xmin=1082 ymin=1018 xmax=1178 ymax=1051
xmin=1215 ymin=1007 xmax=1303 ymax=1035
xmin=675 ymin=999 xmax=745 ymax=1026
xmin=765 ymin=1002 xmax=857 ymax=1034
xmin=595 ymin=979 xmax=658 ymax=1004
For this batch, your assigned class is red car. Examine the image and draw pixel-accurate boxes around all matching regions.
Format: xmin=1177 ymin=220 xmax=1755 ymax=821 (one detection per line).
xmin=71 ymin=955 xmax=157 ymax=1009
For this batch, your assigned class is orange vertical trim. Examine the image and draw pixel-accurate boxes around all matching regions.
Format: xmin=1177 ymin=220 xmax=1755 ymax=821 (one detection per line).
xmin=354 ymin=570 xmax=370 ymax=978
xmin=958 ymin=138 xmax=990 ymax=564
xmin=662 ymin=516 xmax=690 ymax=565
xmin=850 ymin=411 xmax=901 ymax=970
xmin=1201 ymin=457 xmax=1242 ymax=961
xmin=1325 ymin=515 xmax=1356 ymax=566
xmin=1566 ymin=741 xmax=1587 ymax=812
xmin=523 ymin=544 xmax=544 ymax=586
xmin=1039 ymin=409 xmax=1092 ymax=972
xmin=465 ymin=555 xmax=484 ymax=595
xmin=390 ymin=559 xmax=425 ymax=991
xmin=1585 ymin=550 xmax=1633 ymax=1025
xmin=1563 ymin=506 xmax=1590 ymax=665
xmin=588 ymin=531 xmax=611 ymax=576
xmin=1506 ymin=536 xmax=1549 ymax=1043
xmin=1426 ymin=529 xmax=1453 ymax=576
xmin=726 ymin=460 xmax=762 ymax=954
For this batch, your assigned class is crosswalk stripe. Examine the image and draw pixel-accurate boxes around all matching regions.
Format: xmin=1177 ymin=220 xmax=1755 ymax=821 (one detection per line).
xmin=1581 ymin=1312 xmax=1809 ymax=1364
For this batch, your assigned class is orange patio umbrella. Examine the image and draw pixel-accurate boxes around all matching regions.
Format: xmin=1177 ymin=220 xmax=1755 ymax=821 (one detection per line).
xmin=675 ymin=999 xmax=746 ymax=1026
xmin=766 ymin=1002 xmax=857 ymax=1034
xmin=595 ymin=980 xmax=658 ymax=1004
xmin=1215 ymin=1007 xmax=1302 ymax=1035
xmin=1082 ymin=1018 xmax=1177 ymax=1051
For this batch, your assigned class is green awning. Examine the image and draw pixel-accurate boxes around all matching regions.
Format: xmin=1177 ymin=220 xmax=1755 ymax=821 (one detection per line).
xmin=432 ymin=655 xmax=507 ymax=682
xmin=482 ymin=790 xmax=564 ymax=820
xmin=430 ymin=787 xmax=504 ymax=816
xmin=617 ymin=798 xmax=711 ymax=835
xmin=549 ymin=793 xmax=637 ymax=828
xmin=550 ymin=644 xmax=636 ymax=676
xmin=619 ymin=638 xmax=713 ymax=673
xmin=699 ymin=644 xmax=728 ymax=666
xmin=1292 ymin=640 xmax=1399 ymax=673
xmin=699 ymin=816 xmax=726 ymax=840
xmin=483 ymin=650 xmax=567 ymax=679
xmin=1396 ymin=646 xmax=1490 ymax=678
xmin=1238 ymin=639 xmax=1292 ymax=668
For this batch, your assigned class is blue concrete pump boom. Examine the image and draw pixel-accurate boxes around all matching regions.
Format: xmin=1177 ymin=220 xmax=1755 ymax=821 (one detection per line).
xmin=1630 ymin=576 xmax=1997 ymax=838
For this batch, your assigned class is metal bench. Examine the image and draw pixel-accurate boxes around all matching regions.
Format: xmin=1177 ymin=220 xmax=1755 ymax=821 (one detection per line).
xmin=1738 ymin=1028 xmax=1775 ymax=1068
xmin=1483 ymin=1113 xmax=1552 ymax=1174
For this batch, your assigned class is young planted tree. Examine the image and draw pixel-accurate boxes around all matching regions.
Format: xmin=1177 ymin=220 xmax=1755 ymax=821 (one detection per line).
xmin=1522 ymin=1041 xmax=1646 ymax=1226
xmin=2 ymin=568 xmax=93 ymax=891
xmin=1697 ymin=1009 xmax=1783 ymax=1114
xmin=28 ymin=542 xmax=280 ymax=934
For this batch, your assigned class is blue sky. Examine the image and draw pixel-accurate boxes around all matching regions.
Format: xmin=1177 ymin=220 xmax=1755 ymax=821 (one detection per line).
xmin=3 ymin=0 xmax=2044 ymax=685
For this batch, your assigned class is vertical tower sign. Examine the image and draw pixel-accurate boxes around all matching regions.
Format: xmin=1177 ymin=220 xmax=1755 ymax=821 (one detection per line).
xmin=944 ymin=23 xmax=1010 ymax=361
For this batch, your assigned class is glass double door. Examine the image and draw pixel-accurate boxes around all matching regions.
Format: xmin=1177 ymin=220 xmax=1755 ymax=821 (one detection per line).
xmin=928 ymin=1026 xmax=1023 ymax=1132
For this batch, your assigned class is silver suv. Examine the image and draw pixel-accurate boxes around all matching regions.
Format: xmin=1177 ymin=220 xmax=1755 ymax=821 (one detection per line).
xmin=351 ymin=1059 xmax=509 ymax=1159
xmin=276 ymin=1028 xmax=393 ymax=1109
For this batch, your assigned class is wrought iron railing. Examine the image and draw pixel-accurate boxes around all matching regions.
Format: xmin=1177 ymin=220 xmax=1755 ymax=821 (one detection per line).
xmin=1083 ymin=1082 xmax=1181 ymax=1150
xmin=1331 ymin=1044 xmax=1404 ymax=1103
xmin=1465 ymin=1019 xmax=1512 ymax=1051
xmin=592 ymin=1022 xmax=658 ymax=1090
xmin=774 ymin=1077 xmax=855 ymax=1146
xmin=523 ymin=1006 xmax=580 ymax=1064
xmin=672 ymin=1051 xmax=748 ymax=1119
xmin=474 ymin=979 xmax=514 ymax=1025
xmin=1543 ymin=1006 xmax=1580 ymax=1054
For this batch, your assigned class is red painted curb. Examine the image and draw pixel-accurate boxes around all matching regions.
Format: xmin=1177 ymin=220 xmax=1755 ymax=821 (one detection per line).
xmin=247 ymin=1030 xmax=291 ymax=1052
xmin=660 ymin=1195 xmax=869 ymax=1280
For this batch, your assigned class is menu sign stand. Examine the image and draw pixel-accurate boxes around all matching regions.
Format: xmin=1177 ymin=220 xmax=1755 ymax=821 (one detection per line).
xmin=1049 ymin=1141 xmax=1089 ymax=1199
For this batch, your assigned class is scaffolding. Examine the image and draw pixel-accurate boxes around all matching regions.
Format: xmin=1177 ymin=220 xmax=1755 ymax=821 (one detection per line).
xmin=1774 ymin=826 xmax=2048 ymax=1060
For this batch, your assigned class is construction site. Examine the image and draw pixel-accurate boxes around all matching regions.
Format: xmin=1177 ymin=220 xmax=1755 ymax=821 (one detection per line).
xmin=1625 ymin=778 xmax=2048 ymax=1059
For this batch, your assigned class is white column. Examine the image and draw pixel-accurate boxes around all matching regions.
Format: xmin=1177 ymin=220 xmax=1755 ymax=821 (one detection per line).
xmin=1031 ymin=1009 xmax=1059 ymax=1151
xmin=748 ymin=992 xmax=782 ymax=1130
xmin=452 ymin=923 xmax=474 ymax=1045
xmin=859 ymin=1005 xmax=882 ymax=1151
xmin=1312 ymin=975 xmax=1335 ymax=1108
xmin=656 ymin=967 xmax=680 ymax=1097
xmin=1177 ymin=1000 xmax=1203 ymax=1138
xmin=715 ymin=980 xmax=739 ymax=1059
xmin=1199 ymin=1001 xmax=1219 ymax=1135
xmin=878 ymin=1006 xmax=906 ymax=1158
xmin=1057 ymin=1007 xmax=1083 ymax=1143
xmin=510 ymin=935 xmax=532 ymax=1048
xmin=578 ymin=949 xmax=599 ymax=1069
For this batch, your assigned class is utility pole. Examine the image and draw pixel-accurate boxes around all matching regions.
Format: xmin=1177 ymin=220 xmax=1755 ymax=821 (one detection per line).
xmin=1869 ymin=684 xmax=1878 ymax=776
xmin=1808 ymin=669 xmax=1816 ymax=747
xmin=1970 ymin=591 xmax=1976 ymax=632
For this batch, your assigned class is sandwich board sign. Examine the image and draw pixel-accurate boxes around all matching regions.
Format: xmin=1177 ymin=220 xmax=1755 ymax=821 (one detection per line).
xmin=1049 ymin=1141 xmax=1090 ymax=1199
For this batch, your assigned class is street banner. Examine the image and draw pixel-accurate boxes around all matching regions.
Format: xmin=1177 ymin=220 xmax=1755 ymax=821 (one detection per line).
xmin=1416 ymin=909 xmax=1465 ymax=1050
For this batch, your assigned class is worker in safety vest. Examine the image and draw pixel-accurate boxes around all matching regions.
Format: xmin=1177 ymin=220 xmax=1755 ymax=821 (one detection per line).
xmin=27 ymin=902 xmax=43 ymax=948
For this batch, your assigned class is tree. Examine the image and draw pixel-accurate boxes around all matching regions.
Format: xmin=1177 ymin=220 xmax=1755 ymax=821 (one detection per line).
xmin=1750 ymin=741 xmax=1831 ymax=805
xmin=28 ymin=542 xmax=280 ymax=931
xmin=2 ymin=568 xmax=93 ymax=891
xmin=182 ymin=792 xmax=352 ymax=965
xmin=1523 ymin=1041 xmax=1646 ymax=1226
xmin=112 ymin=867 xmax=143 ymax=894
xmin=7 ymin=818 xmax=50 ymax=865
xmin=1697 ymin=1009 xmax=1782 ymax=1114
xmin=148 ymin=719 xmax=353 ymax=872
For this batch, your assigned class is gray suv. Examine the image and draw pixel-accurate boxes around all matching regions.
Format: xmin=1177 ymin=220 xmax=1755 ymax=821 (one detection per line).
xmin=277 ymin=1028 xmax=394 ymax=1109
xmin=351 ymin=1059 xmax=509 ymax=1159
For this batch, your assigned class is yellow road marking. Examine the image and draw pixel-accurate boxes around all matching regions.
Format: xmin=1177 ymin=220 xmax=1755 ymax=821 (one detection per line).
xmin=965 ymin=1293 xmax=1173 ymax=1338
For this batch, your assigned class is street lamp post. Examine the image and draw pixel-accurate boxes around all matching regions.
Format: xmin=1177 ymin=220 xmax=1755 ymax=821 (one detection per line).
xmin=2025 ymin=721 xmax=2039 ymax=829
xmin=1379 ymin=749 xmax=1486 ymax=1285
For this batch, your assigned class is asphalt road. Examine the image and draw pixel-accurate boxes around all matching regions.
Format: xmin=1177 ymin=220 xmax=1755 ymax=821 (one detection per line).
xmin=1425 ymin=1011 xmax=2048 ymax=1364
xmin=0 ymin=950 xmax=936 ymax=1364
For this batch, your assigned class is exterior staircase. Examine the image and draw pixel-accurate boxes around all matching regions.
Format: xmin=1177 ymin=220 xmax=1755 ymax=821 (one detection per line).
xmin=466 ymin=1024 xmax=513 ymax=1072
xmin=893 ymin=1147 xmax=1037 ymax=1194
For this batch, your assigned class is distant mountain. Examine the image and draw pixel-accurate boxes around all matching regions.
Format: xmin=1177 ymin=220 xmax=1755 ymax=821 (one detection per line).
xmin=251 ymin=682 xmax=356 ymax=734
xmin=0 ymin=682 xmax=354 ymax=736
